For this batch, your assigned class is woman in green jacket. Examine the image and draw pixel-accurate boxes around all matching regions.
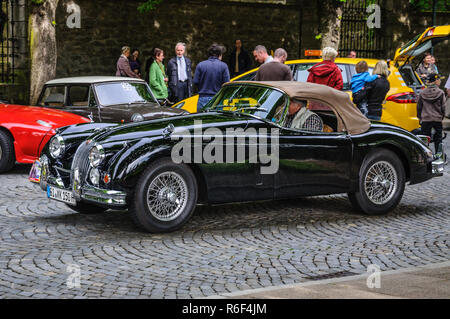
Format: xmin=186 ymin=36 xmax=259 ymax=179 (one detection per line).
xmin=149 ymin=48 xmax=168 ymax=101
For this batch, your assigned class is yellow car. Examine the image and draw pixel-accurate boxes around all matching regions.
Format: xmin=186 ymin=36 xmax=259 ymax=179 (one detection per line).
xmin=173 ymin=25 xmax=449 ymax=133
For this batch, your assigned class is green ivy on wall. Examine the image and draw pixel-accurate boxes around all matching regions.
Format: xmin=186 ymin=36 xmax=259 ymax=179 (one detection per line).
xmin=137 ymin=0 xmax=164 ymax=12
xmin=409 ymin=0 xmax=450 ymax=12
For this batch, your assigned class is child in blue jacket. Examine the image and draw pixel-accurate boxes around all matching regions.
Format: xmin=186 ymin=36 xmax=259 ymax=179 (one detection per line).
xmin=351 ymin=61 xmax=379 ymax=117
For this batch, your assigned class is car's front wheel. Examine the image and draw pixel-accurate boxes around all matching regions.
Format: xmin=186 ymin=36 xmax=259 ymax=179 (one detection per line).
xmin=348 ymin=149 xmax=406 ymax=215
xmin=130 ymin=158 xmax=198 ymax=233
xmin=0 ymin=130 xmax=16 ymax=173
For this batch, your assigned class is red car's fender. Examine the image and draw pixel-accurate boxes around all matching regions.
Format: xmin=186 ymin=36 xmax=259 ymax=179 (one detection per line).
xmin=0 ymin=103 xmax=90 ymax=163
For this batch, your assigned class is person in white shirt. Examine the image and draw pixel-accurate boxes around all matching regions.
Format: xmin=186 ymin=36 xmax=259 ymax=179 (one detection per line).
xmin=253 ymin=45 xmax=273 ymax=65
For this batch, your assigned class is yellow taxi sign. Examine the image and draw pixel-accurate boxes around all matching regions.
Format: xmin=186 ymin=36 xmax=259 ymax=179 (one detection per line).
xmin=305 ymin=50 xmax=322 ymax=57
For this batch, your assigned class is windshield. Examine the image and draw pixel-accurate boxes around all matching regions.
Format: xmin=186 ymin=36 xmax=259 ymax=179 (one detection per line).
xmin=203 ymin=85 xmax=286 ymax=120
xmin=95 ymin=82 xmax=157 ymax=106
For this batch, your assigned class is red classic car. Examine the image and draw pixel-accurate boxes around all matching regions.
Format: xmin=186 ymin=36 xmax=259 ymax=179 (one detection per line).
xmin=0 ymin=103 xmax=90 ymax=173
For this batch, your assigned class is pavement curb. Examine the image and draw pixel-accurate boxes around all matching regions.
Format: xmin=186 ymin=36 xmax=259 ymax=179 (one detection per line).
xmin=203 ymin=261 xmax=450 ymax=299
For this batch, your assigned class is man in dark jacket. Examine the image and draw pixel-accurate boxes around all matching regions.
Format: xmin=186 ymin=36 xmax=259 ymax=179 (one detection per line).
xmin=255 ymin=48 xmax=292 ymax=81
xmin=166 ymin=43 xmax=193 ymax=103
xmin=417 ymin=73 xmax=446 ymax=152
xmin=307 ymin=47 xmax=343 ymax=91
xmin=228 ymin=40 xmax=252 ymax=78
xmin=194 ymin=44 xmax=230 ymax=112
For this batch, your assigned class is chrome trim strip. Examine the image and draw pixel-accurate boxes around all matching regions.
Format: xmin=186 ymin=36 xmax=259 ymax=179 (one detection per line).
xmin=81 ymin=185 xmax=127 ymax=206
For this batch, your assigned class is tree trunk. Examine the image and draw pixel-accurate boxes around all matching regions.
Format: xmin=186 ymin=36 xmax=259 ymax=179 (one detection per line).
xmin=318 ymin=0 xmax=343 ymax=50
xmin=29 ymin=0 xmax=59 ymax=105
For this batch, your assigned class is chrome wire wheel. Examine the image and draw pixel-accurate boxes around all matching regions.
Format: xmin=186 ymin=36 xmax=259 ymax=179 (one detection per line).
xmin=364 ymin=160 xmax=398 ymax=205
xmin=146 ymin=171 xmax=188 ymax=222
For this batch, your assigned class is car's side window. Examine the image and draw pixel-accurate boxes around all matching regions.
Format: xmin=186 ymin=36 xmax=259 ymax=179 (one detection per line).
xmin=336 ymin=64 xmax=350 ymax=91
xmin=39 ymin=86 xmax=65 ymax=107
xmin=235 ymin=71 xmax=256 ymax=81
xmin=67 ymin=86 xmax=90 ymax=108
xmin=294 ymin=63 xmax=315 ymax=82
xmin=348 ymin=65 xmax=374 ymax=76
xmin=295 ymin=63 xmax=351 ymax=91
xmin=279 ymin=98 xmax=339 ymax=134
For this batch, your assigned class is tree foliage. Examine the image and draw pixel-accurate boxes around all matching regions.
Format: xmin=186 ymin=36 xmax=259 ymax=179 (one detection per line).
xmin=409 ymin=0 xmax=449 ymax=12
xmin=138 ymin=0 xmax=164 ymax=12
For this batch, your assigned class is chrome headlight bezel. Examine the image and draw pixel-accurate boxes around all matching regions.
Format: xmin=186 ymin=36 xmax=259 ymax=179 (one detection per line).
xmin=131 ymin=113 xmax=144 ymax=122
xmin=49 ymin=135 xmax=65 ymax=159
xmin=88 ymin=144 xmax=105 ymax=168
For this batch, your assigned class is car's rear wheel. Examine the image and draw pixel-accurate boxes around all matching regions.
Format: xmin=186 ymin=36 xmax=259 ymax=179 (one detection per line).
xmin=0 ymin=130 xmax=15 ymax=173
xmin=65 ymin=201 xmax=108 ymax=214
xmin=348 ymin=149 xmax=405 ymax=215
xmin=130 ymin=158 xmax=198 ymax=233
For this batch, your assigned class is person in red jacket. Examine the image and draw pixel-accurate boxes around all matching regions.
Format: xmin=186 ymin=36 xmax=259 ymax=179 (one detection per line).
xmin=307 ymin=47 xmax=343 ymax=91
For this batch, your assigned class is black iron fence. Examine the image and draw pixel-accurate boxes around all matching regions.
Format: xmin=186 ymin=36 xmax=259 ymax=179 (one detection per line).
xmin=340 ymin=0 xmax=385 ymax=59
xmin=1 ymin=0 xmax=22 ymax=83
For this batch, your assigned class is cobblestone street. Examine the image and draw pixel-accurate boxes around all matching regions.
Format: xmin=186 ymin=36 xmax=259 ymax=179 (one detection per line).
xmin=0 ymin=138 xmax=449 ymax=299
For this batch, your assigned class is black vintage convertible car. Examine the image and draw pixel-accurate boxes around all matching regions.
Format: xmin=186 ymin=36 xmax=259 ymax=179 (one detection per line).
xmin=34 ymin=81 xmax=445 ymax=233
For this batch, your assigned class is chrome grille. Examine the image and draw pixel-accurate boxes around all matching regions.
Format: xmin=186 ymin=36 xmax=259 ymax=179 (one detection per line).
xmin=71 ymin=140 xmax=93 ymax=185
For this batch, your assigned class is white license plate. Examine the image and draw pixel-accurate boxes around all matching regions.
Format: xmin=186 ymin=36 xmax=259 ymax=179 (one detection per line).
xmin=47 ymin=186 xmax=76 ymax=205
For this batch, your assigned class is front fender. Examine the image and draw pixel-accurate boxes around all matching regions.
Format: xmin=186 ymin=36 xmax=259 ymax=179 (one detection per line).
xmin=110 ymin=138 xmax=174 ymax=188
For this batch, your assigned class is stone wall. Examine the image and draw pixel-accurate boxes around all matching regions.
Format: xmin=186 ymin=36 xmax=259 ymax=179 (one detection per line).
xmin=55 ymin=0 xmax=302 ymax=79
xmin=54 ymin=0 xmax=448 ymax=80
xmin=1 ymin=0 xmax=449 ymax=104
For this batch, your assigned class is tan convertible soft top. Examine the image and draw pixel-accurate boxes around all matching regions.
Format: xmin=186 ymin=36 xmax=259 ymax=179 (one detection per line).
xmin=229 ymin=81 xmax=371 ymax=135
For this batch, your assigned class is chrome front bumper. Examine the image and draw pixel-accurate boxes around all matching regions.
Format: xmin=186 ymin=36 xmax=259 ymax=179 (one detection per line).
xmin=39 ymin=156 xmax=127 ymax=208
xmin=431 ymin=153 xmax=445 ymax=176
xmin=81 ymin=185 xmax=127 ymax=206
xmin=44 ymin=176 xmax=127 ymax=207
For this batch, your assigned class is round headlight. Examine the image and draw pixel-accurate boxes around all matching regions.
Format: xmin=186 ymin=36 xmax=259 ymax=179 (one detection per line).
xmin=89 ymin=168 xmax=100 ymax=186
xmin=131 ymin=113 xmax=144 ymax=122
xmin=49 ymin=135 xmax=65 ymax=159
xmin=88 ymin=144 xmax=105 ymax=168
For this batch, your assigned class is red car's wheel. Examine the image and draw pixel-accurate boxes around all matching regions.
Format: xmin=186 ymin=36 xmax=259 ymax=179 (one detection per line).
xmin=0 ymin=130 xmax=15 ymax=173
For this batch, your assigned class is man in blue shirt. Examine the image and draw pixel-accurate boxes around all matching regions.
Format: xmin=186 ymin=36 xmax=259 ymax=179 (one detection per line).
xmin=194 ymin=44 xmax=230 ymax=112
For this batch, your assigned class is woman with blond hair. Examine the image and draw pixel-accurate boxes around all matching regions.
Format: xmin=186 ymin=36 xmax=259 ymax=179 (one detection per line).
xmin=364 ymin=60 xmax=390 ymax=120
